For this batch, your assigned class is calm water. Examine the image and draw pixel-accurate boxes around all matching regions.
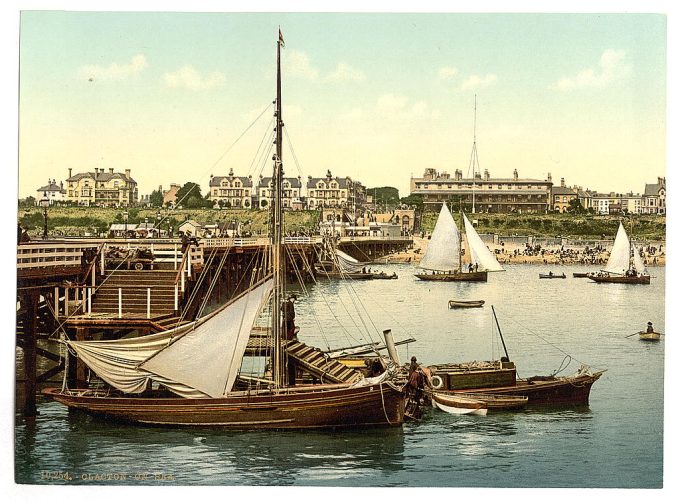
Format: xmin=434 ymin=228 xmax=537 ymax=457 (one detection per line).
xmin=15 ymin=264 xmax=665 ymax=487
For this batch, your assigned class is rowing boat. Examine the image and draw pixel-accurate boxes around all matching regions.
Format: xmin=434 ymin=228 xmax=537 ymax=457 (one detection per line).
xmin=432 ymin=392 xmax=488 ymax=416
xmin=448 ymin=299 xmax=485 ymax=309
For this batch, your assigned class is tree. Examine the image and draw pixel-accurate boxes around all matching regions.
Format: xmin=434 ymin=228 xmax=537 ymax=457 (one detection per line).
xmin=175 ymin=182 xmax=203 ymax=207
xmin=149 ymin=189 xmax=164 ymax=207
xmin=567 ymin=198 xmax=585 ymax=214
xmin=400 ymin=193 xmax=424 ymax=210
xmin=19 ymin=196 xmax=36 ymax=208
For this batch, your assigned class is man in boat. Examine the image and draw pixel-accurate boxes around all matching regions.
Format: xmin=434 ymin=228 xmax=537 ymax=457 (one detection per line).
xmin=283 ymin=294 xmax=298 ymax=340
xmin=405 ymin=356 xmax=430 ymax=419
xmin=646 ymin=321 xmax=654 ymax=334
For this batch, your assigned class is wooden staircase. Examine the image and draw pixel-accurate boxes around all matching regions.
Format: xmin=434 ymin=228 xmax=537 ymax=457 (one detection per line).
xmin=90 ymin=270 xmax=180 ymax=316
xmin=285 ymin=340 xmax=363 ymax=384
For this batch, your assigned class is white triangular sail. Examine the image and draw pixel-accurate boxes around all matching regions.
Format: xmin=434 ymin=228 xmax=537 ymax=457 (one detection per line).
xmin=604 ymin=223 xmax=631 ymax=274
xmin=418 ymin=203 xmax=461 ymax=271
xmin=462 ymin=213 xmax=504 ymax=272
xmin=66 ymin=279 xmax=274 ymax=398
xmin=632 ymin=243 xmax=647 ymax=274
xmin=142 ymin=279 xmax=273 ymax=398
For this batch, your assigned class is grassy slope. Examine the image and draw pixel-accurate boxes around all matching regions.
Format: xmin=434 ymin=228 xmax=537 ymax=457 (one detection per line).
xmin=18 ymin=207 xmax=666 ymax=240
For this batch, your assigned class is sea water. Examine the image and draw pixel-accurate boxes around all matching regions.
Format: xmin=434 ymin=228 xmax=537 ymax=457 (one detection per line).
xmin=14 ymin=264 xmax=664 ymax=487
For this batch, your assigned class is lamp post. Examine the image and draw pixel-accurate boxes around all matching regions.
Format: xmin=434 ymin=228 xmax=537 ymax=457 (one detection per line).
xmin=40 ymin=191 xmax=49 ymax=239
xmin=123 ymin=210 xmax=128 ymax=238
xmin=156 ymin=210 xmax=161 ymax=238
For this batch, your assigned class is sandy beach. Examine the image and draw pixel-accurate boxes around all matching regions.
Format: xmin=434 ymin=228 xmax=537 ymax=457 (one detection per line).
xmin=380 ymin=236 xmax=666 ymax=267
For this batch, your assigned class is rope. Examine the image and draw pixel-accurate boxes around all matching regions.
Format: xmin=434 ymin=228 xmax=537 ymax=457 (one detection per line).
xmin=379 ymin=382 xmax=393 ymax=426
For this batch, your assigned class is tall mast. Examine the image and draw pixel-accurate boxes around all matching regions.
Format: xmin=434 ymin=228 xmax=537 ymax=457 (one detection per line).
xmin=468 ymin=95 xmax=480 ymax=214
xmin=272 ymin=29 xmax=285 ymax=387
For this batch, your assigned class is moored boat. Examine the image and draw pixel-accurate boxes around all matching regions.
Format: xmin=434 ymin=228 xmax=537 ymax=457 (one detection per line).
xmin=539 ymin=272 xmax=566 ymax=279
xmin=433 ymin=391 xmax=527 ymax=412
xmin=432 ymin=392 xmax=487 ymax=416
xmin=42 ymin=31 xmax=407 ymax=430
xmin=572 ymin=272 xmax=590 ymax=278
xmin=448 ymin=299 xmax=485 ymax=309
xmin=428 ymin=307 xmax=605 ymax=406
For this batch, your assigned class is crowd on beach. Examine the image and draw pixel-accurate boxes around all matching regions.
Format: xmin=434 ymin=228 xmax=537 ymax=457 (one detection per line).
xmin=382 ymin=236 xmax=666 ymax=267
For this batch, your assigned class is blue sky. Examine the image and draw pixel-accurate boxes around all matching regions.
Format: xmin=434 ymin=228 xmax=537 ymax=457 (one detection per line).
xmin=17 ymin=10 xmax=667 ymax=197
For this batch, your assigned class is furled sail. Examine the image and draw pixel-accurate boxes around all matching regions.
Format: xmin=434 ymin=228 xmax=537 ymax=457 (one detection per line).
xmin=335 ymin=249 xmax=364 ymax=273
xmin=462 ymin=213 xmax=504 ymax=272
xmin=66 ymin=278 xmax=274 ymax=398
xmin=604 ymin=223 xmax=630 ymax=274
xmin=418 ymin=203 xmax=461 ymax=271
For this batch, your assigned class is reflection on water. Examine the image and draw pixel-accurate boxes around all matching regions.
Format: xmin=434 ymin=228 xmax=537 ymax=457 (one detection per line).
xmin=15 ymin=264 xmax=664 ymax=487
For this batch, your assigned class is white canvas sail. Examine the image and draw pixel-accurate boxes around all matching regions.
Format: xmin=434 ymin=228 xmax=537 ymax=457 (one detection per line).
xmin=66 ymin=279 xmax=274 ymax=398
xmin=632 ymin=243 xmax=647 ymax=274
xmin=604 ymin=223 xmax=631 ymax=274
xmin=462 ymin=213 xmax=504 ymax=272
xmin=418 ymin=203 xmax=460 ymax=271
xmin=335 ymin=249 xmax=364 ymax=273
xmin=142 ymin=279 xmax=273 ymax=398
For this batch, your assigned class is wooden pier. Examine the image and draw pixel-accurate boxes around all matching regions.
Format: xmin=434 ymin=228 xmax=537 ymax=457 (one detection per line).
xmin=16 ymin=234 xmax=411 ymax=417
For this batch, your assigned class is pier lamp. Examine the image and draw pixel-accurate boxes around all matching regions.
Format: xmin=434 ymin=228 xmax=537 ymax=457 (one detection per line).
xmin=40 ymin=191 xmax=49 ymax=239
xmin=123 ymin=210 xmax=128 ymax=237
xmin=156 ymin=210 xmax=161 ymax=237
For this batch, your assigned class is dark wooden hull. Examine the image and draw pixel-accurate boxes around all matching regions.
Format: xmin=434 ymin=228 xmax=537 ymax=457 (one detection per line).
xmin=415 ymin=271 xmax=487 ymax=282
xmin=639 ymin=331 xmax=662 ymax=341
xmin=572 ymin=272 xmax=590 ymax=278
xmin=446 ymin=371 xmax=605 ymax=406
xmin=588 ymin=274 xmax=650 ymax=284
xmin=316 ymin=271 xmax=376 ymax=280
xmin=539 ymin=273 xmax=566 ymax=279
xmin=448 ymin=300 xmax=485 ymax=309
xmin=43 ymin=383 xmax=405 ymax=429
xmin=372 ymin=273 xmax=398 ymax=280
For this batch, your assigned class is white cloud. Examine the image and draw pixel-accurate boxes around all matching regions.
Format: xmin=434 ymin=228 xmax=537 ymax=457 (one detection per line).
xmin=375 ymin=94 xmax=440 ymax=120
xmin=326 ymin=62 xmax=366 ymax=82
xmin=461 ymin=74 xmax=498 ymax=90
xmin=79 ymin=54 xmax=148 ymax=81
xmin=438 ymin=67 xmax=458 ymax=81
xmin=285 ymin=50 xmax=319 ymax=80
xmin=554 ymin=49 xmax=632 ymax=91
xmin=163 ymin=66 xmax=225 ymax=91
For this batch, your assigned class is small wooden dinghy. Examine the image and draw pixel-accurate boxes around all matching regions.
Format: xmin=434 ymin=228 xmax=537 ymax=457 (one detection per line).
xmin=572 ymin=272 xmax=590 ymax=278
xmin=452 ymin=392 xmax=528 ymax=411
xmin=639 ymin=331 xmax=662 ymax=342
xmin=372 ymin=271 xmax=398 ymax=280
xmin=539 ymin=272 xmax=566 ymax=279
xmin=432 ymin=392 xmax=488 ymax=415
xmin=448 ymin=299 xmax=485 ymax=309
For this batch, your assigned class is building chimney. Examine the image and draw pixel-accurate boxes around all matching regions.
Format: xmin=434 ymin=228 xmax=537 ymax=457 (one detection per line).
xmin=125 ymin=169 xmax=131 ymax=178
xmin=547 ymin=172 xmax=552 ymax=182
xmin=484 ymin=169 xmax=490 ymax=181
xmin=109 ymin=168 xmax=114 ymax=174
xmin=68 ymin=168 xmax=72 ymax=178
xmin=513 ymin=169 xmax=518 ymax=180
xmin=561 ymin=177 xmax=565 ymax=188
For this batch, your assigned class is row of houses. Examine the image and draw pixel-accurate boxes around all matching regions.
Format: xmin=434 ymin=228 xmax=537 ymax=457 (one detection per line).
xmin=37 ymin=168 xmax=366 ymax=210
xmin=409 ymin=168 xmax=666 ymax=215
xmin=35 ymin=166 xmax=666 ymax=216
xmin=205 ymin=169 xmax=367 ymax=210
xmin=550 ymin=177 xmax=666 ymax=215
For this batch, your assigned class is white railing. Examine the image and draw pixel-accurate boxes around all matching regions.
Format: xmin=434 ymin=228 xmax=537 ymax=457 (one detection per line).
xmin=16 ymin=242 xmax=94 ymax=270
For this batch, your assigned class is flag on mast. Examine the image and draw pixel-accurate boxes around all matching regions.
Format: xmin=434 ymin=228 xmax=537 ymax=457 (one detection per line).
xmin=278 ymin=28 xmax=285 ymax=47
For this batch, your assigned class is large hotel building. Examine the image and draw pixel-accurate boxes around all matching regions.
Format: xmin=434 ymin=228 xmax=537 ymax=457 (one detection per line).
xmin=410 ymin=168 xmax=553 ymax=213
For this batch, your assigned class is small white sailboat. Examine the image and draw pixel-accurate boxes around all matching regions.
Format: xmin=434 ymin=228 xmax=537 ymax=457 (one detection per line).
xmin=415 ymin=203 xmax=503 ymax=282
xmin=588 ymin=222 xmax=650 ymax=284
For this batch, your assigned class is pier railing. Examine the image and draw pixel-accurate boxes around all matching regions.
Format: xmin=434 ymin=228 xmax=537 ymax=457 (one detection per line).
xmin=17 ymin=242 xmax=96 ymax=271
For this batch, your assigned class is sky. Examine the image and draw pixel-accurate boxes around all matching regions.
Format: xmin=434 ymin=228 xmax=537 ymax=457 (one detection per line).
xmin=14 ymin=9 xmax=669 ymax=199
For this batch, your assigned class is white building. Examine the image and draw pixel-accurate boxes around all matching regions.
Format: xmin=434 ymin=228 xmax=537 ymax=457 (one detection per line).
xmin=35 ymin=180 xmax=66 ymax=205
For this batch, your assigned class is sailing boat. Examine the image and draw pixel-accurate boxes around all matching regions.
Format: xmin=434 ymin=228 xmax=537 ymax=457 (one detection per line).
xmin=414 ymin=203 xmax=503 ymax=282
xmin=587 ymin=222 xmax=650 ymax=284
xmin=43 ymin=32 xmax=405 ymax=428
